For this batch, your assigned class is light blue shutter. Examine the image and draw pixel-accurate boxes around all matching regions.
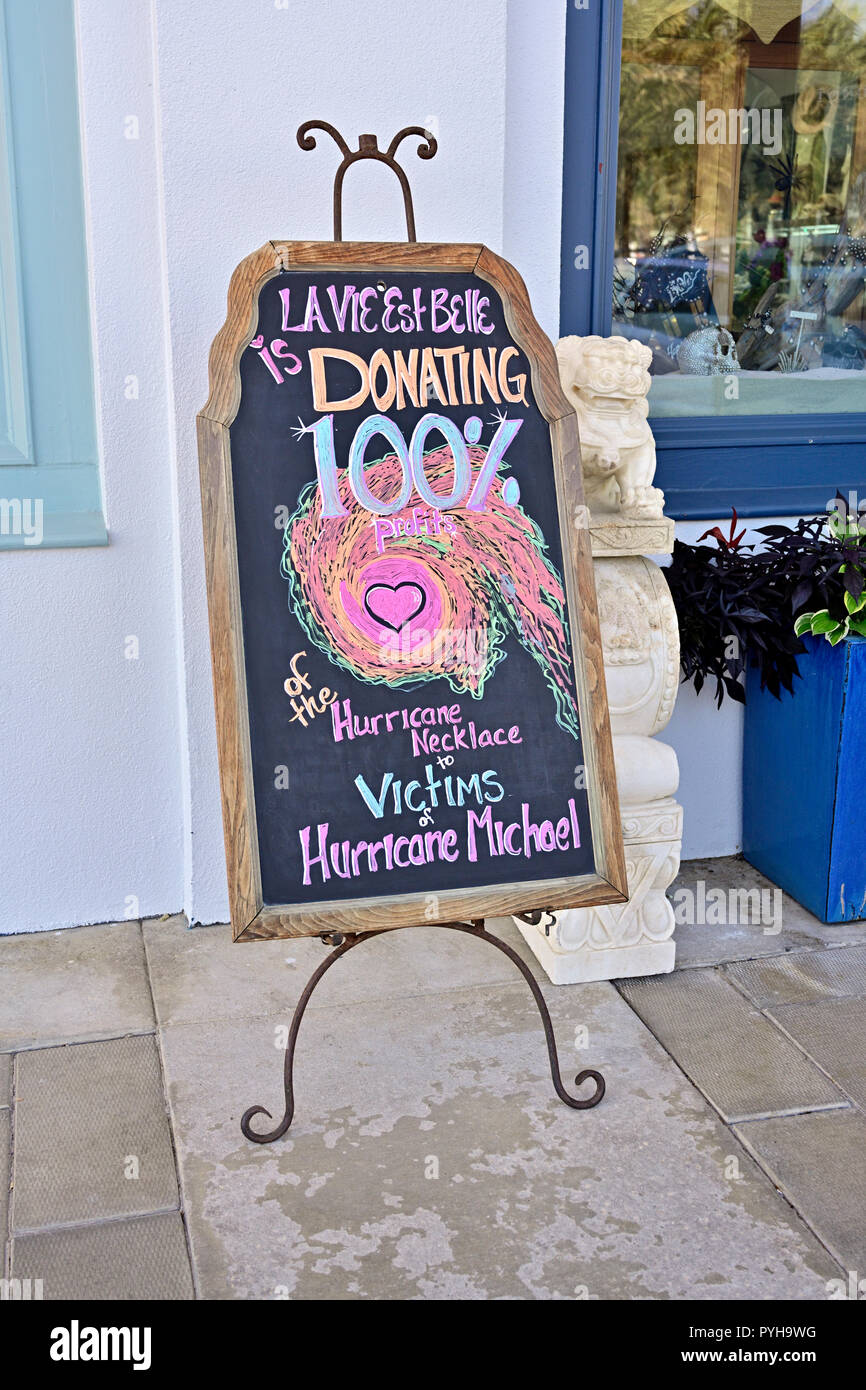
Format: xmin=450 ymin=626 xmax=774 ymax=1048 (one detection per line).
xmin=0 ymin=0 xmax=105 ymax=548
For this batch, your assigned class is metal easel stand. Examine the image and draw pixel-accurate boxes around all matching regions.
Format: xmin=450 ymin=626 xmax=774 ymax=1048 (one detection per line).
xmin=241 ymin=918 xmax=606 ymax=1144
xmin=240 ymin=126 xmax=607 ymax=1146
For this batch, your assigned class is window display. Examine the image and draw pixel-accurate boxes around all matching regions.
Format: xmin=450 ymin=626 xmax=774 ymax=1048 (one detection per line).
xmin=615 ymin=0 xmax=866 ymax=415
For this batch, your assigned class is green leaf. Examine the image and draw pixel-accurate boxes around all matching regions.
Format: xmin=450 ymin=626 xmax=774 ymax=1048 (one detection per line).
xmin=848 ymin=615 xmax=866 ymax=637
xmin=827 ymin=625 xmax=848 ymax=646
xmin=810 ymin=610 xmax=838 ymax=634
xmin=794 ymin=612 xmax=816 ymax=636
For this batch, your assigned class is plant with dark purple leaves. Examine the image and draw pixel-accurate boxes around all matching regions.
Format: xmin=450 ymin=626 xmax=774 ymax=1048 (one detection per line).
xmin=663 ymin=499 xmax=866 ymax=706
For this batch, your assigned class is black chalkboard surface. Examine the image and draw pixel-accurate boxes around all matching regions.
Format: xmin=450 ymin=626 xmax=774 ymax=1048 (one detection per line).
xmin=199 ymin=242 xmax=625 ymax=939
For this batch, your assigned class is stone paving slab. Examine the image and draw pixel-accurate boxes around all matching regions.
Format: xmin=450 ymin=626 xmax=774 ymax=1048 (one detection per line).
xmin=142 ymin=913 xmax=541 ymax=1028
xmin=733 ymin=1108 xmax=866 ymax=1275
xmin=769 ymin=997 xmax=866 ymax=1112
xmin=671 ymin=858 xmax=866 ymax=970
xmin=159 ymin=977 xmax=838 ymax=1300
xmin=0 ymin=921 xmax=154 ymax=1050
xmin=0 ymin=1052 xmax=11 ymax=1106
xmin=12 ymin=1036 xmax=178 ymax=1231
xmin=725 ymin=944 xmax=866 ymax=1010
xmin=11 ymin=1213 xmax=194 ymax=1300
xmin=618 ymin=968 xmax=846 ymax=1122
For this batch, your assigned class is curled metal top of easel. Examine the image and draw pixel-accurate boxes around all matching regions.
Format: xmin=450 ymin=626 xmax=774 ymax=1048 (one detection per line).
xmin=296 ymin=120 xmax=438 ymax=243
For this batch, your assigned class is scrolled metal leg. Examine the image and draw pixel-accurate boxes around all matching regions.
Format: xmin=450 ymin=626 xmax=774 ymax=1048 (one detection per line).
xmin=240 ymin=930 xmax=380 ymax=1143
xmin=241 ymin=918 xmax=605 ymax=1144
xmin=452 ymin=920 xmax=605 ymax=1110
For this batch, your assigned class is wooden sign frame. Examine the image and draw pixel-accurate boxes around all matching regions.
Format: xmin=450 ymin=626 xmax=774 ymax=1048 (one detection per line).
xmin=198 ymin=239 xmax=627 ymax=941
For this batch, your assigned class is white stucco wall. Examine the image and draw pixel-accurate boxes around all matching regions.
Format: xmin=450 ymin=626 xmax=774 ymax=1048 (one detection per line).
xmin=0 ymin=0 xmax=793 ymax=933
xmin=662 ymin=520 xmax=747 ymax=862
xmin=662 ymin=515 xmax=809 ymax=860
xmin=151 ymin=0 xmax=567 ymax=923
xmin=0 ymin=0 xmax=184 ymax=932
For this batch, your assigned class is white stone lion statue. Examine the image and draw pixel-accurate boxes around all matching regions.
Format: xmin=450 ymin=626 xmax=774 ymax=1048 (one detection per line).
xmin=556 ymin=334 xmax=665 ymax=519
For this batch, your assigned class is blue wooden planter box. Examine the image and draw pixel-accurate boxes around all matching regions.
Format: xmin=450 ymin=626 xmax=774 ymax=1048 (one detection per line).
xmin=743 ymin=634 xmax=866 ymax=923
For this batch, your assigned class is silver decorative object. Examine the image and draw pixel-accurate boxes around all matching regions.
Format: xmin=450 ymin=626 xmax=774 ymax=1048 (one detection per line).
xmin=677 ymin=326 xmax=741 ymax=375
xmin=777 ymin=348 xmax=807 ymax=373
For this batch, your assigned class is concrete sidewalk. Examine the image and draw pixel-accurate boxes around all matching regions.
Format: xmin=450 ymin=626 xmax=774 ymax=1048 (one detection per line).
xmin=1 ymin=856 xmax=864 ymax=1300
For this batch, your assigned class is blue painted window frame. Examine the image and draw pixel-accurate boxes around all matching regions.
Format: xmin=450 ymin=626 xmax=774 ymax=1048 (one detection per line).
xmin=0 ymin=0 xmax=105 ymax=549
xmin=560 ymin=0 xmax=866 ymax=520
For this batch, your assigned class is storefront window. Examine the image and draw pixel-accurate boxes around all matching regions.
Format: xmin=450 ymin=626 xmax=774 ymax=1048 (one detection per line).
xmin=615 ymin=1 xmax=866 ymax=417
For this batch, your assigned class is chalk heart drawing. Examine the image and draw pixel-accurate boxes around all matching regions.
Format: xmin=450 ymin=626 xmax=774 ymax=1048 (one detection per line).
xmin=285 ymin=445 xmax=582 ymax=737
xmin=364 ymin=581 xmax=426 ymax=633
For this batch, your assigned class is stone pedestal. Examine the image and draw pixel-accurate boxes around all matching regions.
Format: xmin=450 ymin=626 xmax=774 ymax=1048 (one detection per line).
xmin=514 ymin=335 xmax=682 ymax=983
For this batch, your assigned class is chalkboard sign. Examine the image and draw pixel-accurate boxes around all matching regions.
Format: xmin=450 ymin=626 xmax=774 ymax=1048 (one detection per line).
xmin=198 ymin=242 xmax=626 ymax=939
